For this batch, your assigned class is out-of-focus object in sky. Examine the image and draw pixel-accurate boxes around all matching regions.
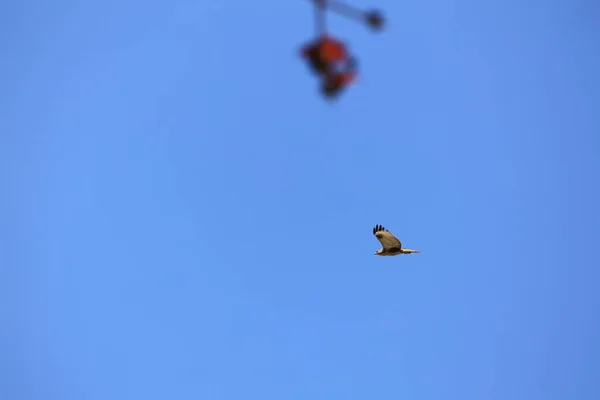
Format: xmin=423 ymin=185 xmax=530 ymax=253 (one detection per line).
xmin=300 ymin=35 xmax=357 ymax=99
xmin=373 ymin=225 xmax=421 ymax=256
xmin=299 ymin=0 xmax=385 ymax=99
xmin=365 ymin=10 xmax=385 ymax=30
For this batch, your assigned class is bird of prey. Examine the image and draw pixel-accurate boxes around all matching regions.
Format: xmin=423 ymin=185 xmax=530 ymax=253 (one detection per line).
xmin=373 ymin=224 xmax=421 ymax=256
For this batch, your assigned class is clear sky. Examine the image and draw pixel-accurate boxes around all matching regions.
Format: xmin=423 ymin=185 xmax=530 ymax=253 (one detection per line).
xmin=2 ymin=0 xmax=600 ymax=399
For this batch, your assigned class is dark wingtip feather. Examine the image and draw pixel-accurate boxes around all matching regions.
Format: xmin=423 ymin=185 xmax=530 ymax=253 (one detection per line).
xmin=374 ymin=224 xmax=385 ymax=234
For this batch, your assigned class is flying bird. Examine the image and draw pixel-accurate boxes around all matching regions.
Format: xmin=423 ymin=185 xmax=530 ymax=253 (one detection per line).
xmin=373 ymin=225 xmax=421 ymax=256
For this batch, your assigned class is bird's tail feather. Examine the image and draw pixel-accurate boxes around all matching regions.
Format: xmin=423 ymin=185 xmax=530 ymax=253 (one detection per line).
xmin=404 ymin=249 xmax=421 ymax=254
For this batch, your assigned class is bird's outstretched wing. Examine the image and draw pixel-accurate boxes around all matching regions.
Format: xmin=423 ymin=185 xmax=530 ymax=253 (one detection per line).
xmin=373 ymin=225 xmax=402 ymax=249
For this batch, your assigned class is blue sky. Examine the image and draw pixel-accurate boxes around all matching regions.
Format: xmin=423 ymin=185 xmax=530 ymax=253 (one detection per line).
xmin=2 ymin=0 xmax=600 ymax=399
